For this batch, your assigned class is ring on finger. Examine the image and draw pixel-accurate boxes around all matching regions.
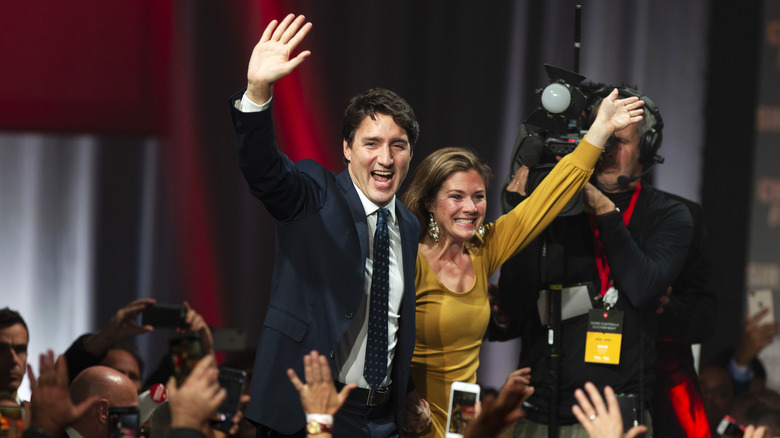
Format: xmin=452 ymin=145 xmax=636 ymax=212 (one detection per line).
xmin=588 ymin=413 xmax=597 ymax=421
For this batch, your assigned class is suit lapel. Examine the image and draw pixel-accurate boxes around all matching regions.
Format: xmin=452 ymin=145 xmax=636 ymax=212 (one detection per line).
xmin=336 ymin=170 xmax=369 ymax=262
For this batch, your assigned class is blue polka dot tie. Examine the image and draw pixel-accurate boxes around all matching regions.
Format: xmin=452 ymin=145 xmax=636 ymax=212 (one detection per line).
xmin=364 ymin=207 xmax=389 ymax=390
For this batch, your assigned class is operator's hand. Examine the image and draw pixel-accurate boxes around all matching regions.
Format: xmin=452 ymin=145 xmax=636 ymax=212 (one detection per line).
xmin=582 ymin=183 xmax=617 ymax=216
xmin=246 ymin=14 xmax=312 ymax=105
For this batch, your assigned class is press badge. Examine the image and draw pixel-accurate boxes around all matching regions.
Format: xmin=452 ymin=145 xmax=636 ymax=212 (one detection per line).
xmin=584 ymin=308 xmax=624 ymax=364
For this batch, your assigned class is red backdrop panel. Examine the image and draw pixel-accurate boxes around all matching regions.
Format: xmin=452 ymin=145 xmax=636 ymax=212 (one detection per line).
xmin=0 ymin=0 xmax=169 ymax=134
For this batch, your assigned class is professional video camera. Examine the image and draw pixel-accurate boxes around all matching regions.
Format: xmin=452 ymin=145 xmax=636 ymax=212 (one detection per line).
xmin=501 ymin=64 xmax=594 ymax=215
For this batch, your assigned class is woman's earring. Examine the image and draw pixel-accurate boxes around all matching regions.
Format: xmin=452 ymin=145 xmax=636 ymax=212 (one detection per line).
xmin=477 ymin=224 xmax=486 ymax=238
xmin=428 ymin=213 xmax=440 ymax=242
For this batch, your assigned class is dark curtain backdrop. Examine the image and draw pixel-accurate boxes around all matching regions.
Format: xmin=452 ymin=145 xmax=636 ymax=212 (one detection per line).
xmin=3 ymin=0 xmax=760 ymax=395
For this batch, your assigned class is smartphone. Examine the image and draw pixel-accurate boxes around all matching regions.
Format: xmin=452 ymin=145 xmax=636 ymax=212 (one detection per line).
xmin=747 ymin=288 xmax=775 ymax=325
xmin=108 ymin=407 xmax=140 ymax=438
xmin=615 ymin=394 xmax=639 ymax=432
xmin=446 ymin=382 xmax=480 ymax=438
xmin=0 ymin=406 xmax=24 ymax=438
xmin=142 ymin=304 xmax=187 ymax=329
xmin=211 ymin=367 xmax=248 ymax=432
xmin=717 ymin=414 xmax=745 ymax=437
xmin=169 ymin=333 xmax=205 ymax=385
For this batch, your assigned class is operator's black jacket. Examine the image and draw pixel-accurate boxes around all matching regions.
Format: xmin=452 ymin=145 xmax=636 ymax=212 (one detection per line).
xmin=490 ymin=183 xmax=693 ymax=425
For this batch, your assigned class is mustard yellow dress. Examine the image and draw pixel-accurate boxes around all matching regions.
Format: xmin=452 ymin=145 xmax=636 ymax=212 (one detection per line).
xmin=407 ymin=140 xmax=603 ymax=438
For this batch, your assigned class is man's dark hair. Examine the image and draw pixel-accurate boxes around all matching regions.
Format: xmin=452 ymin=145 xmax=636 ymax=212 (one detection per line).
xmin=342 ymin=88 xmax=420 ymax=148
xmin=0 ymin=308 xmax=28 ymax=335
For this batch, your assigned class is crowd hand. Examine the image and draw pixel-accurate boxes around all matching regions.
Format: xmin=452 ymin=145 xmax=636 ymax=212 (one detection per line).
xmin=246 ymin=13 xmax=312 ymax=105
xmin=208 ymin=394 xmax=251 ymax=438
xmin=403 ymin=389 xmax=431 ymax=434
xmin=744 ymin=425 xmax=768 ymax=438
xmin=168 ymin=355 xmax=225 ymax=430
xmin=181 ymin=301 xmax=215 ymax=356
xmin=656 ymin=286 xmax=673 ymax=315
xmin=463 ymin=368 xmax=534 ymax=438
xmin=585 ymin=89 xmax=645 ymax=147
xmin=734 ymin=308 xmax=780 ymax=367
xmin=28 ymin=350 xmax=100 ymax=437
xmin=572 ymin=382 xmax=646 ymax=438
xmin=287 ymin=350 xmax=353 ymax=416
xmin=582 ymin=183 xmax=616 ymax=216
xmin=487 ymin=283 xmax=511 ymax=326
xmin=82 ymin=298 xmax=156 ymax=356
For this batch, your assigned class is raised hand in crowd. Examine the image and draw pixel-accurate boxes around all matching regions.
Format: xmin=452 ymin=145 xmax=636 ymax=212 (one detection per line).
xmin=287 ymin=350 xmax=354 ymax=434
xmin=734 ymin=308 xmax=779 ymax=370
xmin=27 ymin=350 xmax=100 ymax=437
xmin=167 ymin=355 xmax=225 ymax=432
xmin=463 ymin=367 xmax=534 ymax=438
xmin=572 ymin=382 xmax=647 ymax=438
xmin=181 ymin=301 xmax=215 ymax=356
xmin=80 ymin=298 xmax=156 ymax=357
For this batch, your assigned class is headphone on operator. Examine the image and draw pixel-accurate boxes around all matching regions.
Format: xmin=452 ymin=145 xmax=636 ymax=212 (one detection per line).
xmin=586 ymin=85 xmax=664 ymax=167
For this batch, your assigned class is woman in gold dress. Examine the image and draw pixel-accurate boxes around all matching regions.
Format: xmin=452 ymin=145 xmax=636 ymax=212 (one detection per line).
xmin=401 ymin=89 xmax=644 ymax=437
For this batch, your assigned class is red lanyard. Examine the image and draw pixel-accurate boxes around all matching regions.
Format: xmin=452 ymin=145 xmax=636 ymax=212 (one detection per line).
xmin=588 ymin=183 xmax=642 ymax=296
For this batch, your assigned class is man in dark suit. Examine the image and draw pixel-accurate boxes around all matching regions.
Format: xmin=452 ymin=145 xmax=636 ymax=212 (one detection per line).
xmin=228 ymin=14 xmax=423 ymax=437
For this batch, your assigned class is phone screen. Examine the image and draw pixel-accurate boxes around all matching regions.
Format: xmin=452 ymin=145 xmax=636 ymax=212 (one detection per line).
xmin=747 ymin=289 xmax=775 ymax=325
xmin=108 ymin=407 xmax=139 ymax=438
xmin=212 ymin=367 xmax=247 ymax=431
xmin=142 ymin=304 xmax=186 ymax=328
xmin=0 ymin=406 xmax=24 ymax=438
xmin=169 ymin=334 xmax=205 ymax=385
xmin=447 ymin=388 xmax=479 ymax=436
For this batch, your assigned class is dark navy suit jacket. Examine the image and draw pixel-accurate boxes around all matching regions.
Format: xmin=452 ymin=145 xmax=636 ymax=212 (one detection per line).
xmin=229 ymin=91 xmax=420 ymax=434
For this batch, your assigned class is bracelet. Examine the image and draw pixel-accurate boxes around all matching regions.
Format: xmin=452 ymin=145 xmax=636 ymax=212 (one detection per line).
xmin=306 ymin=414 xmax=333 ymax=426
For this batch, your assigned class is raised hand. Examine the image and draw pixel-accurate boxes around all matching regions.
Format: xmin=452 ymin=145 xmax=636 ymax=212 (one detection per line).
xmin=246 ymin=14 xmax=312 ymax=104
xmin=168 ymin=355 xmax=226 ymax=430
xmin=28 ymin=351 xmax=100 ymax=437
xmin=287 ymin=350 xmax=353 ymax=416
xmin=572 ymin=382 xmax=647 ymax=438
xmin=734 ymin=308 xmax=779 ymax=367
xmin=585 ymin=89 xmax=645 ymax=148
xmin=82 ymin=298 xmax=156 ymax=356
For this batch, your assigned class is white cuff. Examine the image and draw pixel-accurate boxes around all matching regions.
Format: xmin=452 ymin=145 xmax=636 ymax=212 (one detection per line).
xmin=306 ymin=414 xmax=333 ymax=426
xmin=237 ymin=92 xmax=272 ymax=113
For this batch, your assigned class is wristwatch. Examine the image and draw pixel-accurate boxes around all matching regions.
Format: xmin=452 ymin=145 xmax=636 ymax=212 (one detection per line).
xmin=306 ymin=420 xmax=333 ymax=435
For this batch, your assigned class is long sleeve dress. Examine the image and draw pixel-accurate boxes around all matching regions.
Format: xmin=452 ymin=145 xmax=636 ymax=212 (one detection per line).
xmin=407 ymin=139 xmax=603 ymax=438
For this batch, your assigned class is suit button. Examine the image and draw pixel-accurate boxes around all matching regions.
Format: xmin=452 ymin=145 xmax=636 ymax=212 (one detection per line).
xmin=329 ymin=350 xmax=335 ymax=358
xmin=345 ymin=311 xmax=353 ymax=319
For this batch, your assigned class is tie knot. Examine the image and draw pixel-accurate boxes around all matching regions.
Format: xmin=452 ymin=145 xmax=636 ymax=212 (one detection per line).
xmin=376 ymin=208 xmax=389 ymax=226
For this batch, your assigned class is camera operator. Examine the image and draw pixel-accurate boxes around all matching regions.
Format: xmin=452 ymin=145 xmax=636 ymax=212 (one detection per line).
xmin=490 ymin=85 xmax=693 ymax=437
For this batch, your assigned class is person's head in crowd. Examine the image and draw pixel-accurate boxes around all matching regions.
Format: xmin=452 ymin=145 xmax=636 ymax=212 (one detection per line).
xmin=342 ymin=87 xmax=419 ymax=207
xmin=402 ymin=147 xmax=494 ymax=246
xmin=699 ymin=362 xmax=736 ymax=432
xmin=584 ymin=84 xmax=662 ymax=194
xmin=100 ymin=343 xmax=144 ymax=392
xmin=0 ymin=307 xmax=29 ymax=401
xmin=731 ymin=388 xmax=780 ymax=433
xmin=69 ymin=365 xmax=139 ymax=438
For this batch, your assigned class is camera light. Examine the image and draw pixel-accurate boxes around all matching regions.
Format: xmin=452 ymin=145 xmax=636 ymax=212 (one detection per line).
xmin=541 ymin=82 xmax=571 ymax=114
